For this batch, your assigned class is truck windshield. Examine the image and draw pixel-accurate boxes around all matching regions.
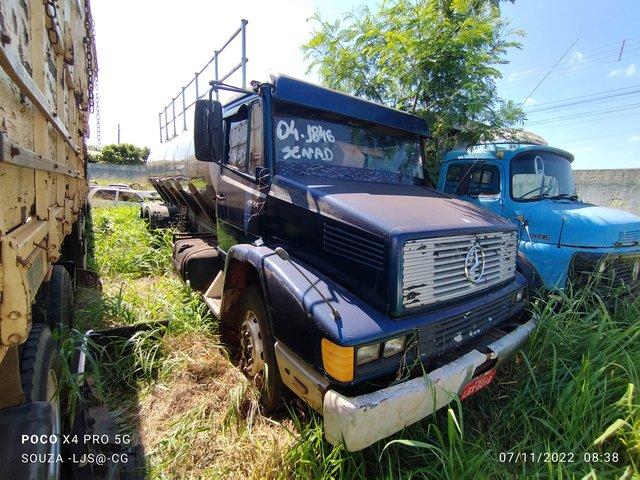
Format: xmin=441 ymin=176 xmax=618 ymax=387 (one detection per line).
xmin=511 ymin=152 xmax=576 ymax=201
xmin=273 ymin=108 xmax=424 ymax=186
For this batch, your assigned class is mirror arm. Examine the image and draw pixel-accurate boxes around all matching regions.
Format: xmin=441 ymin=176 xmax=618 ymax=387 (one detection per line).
xmin=209 ymin=80 xmax=255 ymax=96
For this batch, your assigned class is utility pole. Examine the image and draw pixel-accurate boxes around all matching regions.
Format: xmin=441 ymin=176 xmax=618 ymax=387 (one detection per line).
xmin=117 ymin=123 xmax=121 ymax=144
xmin=618 ymin=39 xmax=626 ymax=61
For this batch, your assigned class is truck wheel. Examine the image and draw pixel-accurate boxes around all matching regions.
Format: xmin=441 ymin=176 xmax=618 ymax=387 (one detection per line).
xmin=60 ymin=214 xmax=87 ymax=270
xmin=236 ymin=287 xmax=283 ymax=412
xmin=45 ymin=265 xmax=75 ymax=330
xmin=19 ymin=324 xmax=62 ymax=480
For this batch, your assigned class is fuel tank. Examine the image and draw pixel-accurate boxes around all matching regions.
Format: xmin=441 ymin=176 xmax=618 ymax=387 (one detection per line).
xmin=147 ymin=130 xmax=219 ymax=193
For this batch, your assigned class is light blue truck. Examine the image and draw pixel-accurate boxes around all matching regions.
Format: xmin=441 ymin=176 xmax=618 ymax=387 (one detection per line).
xmin=437 ymin=141 xmax=640 ymax=295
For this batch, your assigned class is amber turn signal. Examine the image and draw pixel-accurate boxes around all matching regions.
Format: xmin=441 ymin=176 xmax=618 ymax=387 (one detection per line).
xmin=321 ymin=338 xmax=354 ymax=382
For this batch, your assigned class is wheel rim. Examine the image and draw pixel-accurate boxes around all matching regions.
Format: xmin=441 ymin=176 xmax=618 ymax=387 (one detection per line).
xmin=238 ymin=309 xmax=265 ymax=385
xmin=46 ymin=369 xmax=61 ymax=479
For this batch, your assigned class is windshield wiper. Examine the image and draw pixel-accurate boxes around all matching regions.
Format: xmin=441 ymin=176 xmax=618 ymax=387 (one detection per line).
xmin=526 ymin=193 xmax=551 ymax=201
xmin=525 ymin=193 xmax=579 ymax=201
xmin=548 ymin=193 xmax=579 ymax=201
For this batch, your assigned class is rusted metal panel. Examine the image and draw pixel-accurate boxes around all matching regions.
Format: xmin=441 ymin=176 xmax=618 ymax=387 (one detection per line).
xmin=0 ymin=0 xmax=94 ymax=369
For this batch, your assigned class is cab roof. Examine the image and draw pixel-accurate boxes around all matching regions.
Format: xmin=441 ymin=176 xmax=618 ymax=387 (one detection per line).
xmin=443 ymin=143 xmax=575 ymax=163
xmin=220 ymin=75 xmax=430 ymax=137
xmin=271 ymin=75 xmax=430 ymax=137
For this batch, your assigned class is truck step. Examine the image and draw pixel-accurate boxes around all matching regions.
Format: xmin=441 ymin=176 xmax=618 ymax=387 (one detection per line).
xmin=203 ymin=271 xmax=224 ymax=317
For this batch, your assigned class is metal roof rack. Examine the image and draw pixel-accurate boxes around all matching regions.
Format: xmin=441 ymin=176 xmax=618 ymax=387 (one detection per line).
xmin=158 ymin=19 xmax=248 ymax=143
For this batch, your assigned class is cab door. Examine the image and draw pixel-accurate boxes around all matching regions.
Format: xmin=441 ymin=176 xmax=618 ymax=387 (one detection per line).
xmin=443 ymin=161 xmax=504 ymax=216
xmin=216 ymin=99 xmax=266 ymax=251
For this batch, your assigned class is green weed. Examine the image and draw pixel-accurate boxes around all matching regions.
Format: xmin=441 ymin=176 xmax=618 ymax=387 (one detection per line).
xmin=82 ymin=205 xmax=640 ymax=479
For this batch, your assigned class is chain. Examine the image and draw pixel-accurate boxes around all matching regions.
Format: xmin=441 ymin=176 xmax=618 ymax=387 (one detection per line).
xmin=95 ymin=76 xmax=101 ymax=147
xmin=82 ymin=0 xmax=97 ymax=114
xmin=43 ymin=0 xmax=59 ymax=46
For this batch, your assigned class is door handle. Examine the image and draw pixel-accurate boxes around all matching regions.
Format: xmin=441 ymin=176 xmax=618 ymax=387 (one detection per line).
xmin=216 ymin=194 xmax=227 ymax=202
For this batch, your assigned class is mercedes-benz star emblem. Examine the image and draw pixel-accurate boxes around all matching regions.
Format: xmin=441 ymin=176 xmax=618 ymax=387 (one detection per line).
xmin=464 ymin=243 xmax=486 ymax=283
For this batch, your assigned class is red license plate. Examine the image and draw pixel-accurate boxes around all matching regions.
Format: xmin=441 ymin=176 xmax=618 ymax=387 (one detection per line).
xmin=460 ymin=369 xmax=496 ymax=400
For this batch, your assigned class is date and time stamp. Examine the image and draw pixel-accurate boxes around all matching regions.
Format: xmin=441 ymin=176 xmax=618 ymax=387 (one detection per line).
xmin=499 ymin=451 xmax=620 ymax=464
xmin=20 ymin=434 xmax=621 ymax=467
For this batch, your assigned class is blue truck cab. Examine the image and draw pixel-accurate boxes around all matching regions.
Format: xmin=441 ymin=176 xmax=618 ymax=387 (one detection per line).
xmin=148 ymin=75 xmax=535 ymax=451
xmin=438 ymin=142 xmax=640 ymax=294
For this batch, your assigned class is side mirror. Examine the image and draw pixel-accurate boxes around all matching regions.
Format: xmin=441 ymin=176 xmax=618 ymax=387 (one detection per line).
xmin=194 ymin=99 xmax=223 ymax=162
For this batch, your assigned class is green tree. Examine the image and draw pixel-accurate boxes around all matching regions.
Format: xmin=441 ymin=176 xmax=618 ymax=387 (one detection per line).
xmin=98 ymin=143 xmax=150 ymax=165
xmin=304 ymin=0 xmax=524 ymax=171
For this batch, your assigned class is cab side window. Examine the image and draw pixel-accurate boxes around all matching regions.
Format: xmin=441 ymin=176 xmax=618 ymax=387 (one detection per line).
xmin=468 ymin=165 xmax=500 ymax=196
xmin=228 ymin=119 xmax=248 ymax=171
xmin=225 ymin=101 xmax=263 ymax=176
xmin=444 ymin=163 xmax=500 ymax=196
xmin=444 ymin=164 xmax=464 ymax=193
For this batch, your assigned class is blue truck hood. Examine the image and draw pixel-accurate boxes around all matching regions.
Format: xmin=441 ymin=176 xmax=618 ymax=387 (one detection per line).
xmin=270 ymin=174 xmax=514 ymax=238
xmin=523 ymin=200 xmax=640 ymax=248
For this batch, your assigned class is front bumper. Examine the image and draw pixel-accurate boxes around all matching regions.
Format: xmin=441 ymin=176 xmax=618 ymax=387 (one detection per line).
xmin=322 ymin=317 xmax=536 ymax=451
xmin=571 ymin=251 xmax=640 ymax=296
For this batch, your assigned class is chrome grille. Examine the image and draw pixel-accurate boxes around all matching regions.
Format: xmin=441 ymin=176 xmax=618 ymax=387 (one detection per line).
xmin=618 ymin=230 xmax=640 ymax=245
xmin=402 ymin=232 xmax=517 ymax=308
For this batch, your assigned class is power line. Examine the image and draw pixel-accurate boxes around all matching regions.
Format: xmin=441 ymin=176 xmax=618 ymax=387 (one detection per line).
xmin=524 ymin=83 xmax=640 ymax=109
xmin=552 ymin=128 xmax=640 ymax=145
xmin=525 ymin=87 xmax=640 ymax=114
xmin=507 ymin=34 xmax=640 ymax=79
xmin=502 ymin=44 xmax=640 ymax=90
xmin=526 ymin=103 xmax=640 ymax=126
xmin=525 ymin=110 xmax=640 ymax=129
xmin=527 ymin=102 xmax=640 ymax=124
xmin=503 ymin=34 xmax=640 ymax=79
xmin=503 ymin=50 xmax=640 ymax=91
xmin=519 ymin=38 xmax=580 ymax=108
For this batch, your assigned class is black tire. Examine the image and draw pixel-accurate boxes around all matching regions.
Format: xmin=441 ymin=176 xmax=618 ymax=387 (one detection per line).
xmin=234 ymin=287 xmax=283 ymax=413
xmin=19 ymin=324 xmax=62 ymax=479
xmin=44 ymin=265 xmax=75 ymax=331
xmin=61 ymin=214 xmax=87 ymax=270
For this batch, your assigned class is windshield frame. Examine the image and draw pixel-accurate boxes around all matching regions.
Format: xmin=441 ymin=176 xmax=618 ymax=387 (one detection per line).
xmin=509 ymin=150 xmax=576 ymax=203
xmin=271 ymin=102 xmax=430 ymax=187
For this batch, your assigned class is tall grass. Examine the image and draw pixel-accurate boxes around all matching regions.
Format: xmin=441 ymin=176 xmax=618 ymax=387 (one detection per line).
xmin=285 ymin=290 xmax=640 ymax=479
xmin=82 ymin=205 xmax=640 ymax=479
xmin=92 ymin=206 xmax=173 ymax=278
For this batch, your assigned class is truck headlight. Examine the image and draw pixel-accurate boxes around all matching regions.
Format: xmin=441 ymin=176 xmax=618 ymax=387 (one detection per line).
xmin=515 ymin=288 xmax=526 ymax=302
xmin=356 ymin=344 xmax=381 ymax=365
xmin=383 ymin=336 xmax=406 ymax=357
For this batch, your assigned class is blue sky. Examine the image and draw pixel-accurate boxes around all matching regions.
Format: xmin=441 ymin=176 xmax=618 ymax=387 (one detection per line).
xmin=497 ymin=0 xmax=640 ymax=169
xmin=91 ymin=0 xmax=639 ymax=169
xmin=319 ymin=0 xmax=640 ymax=169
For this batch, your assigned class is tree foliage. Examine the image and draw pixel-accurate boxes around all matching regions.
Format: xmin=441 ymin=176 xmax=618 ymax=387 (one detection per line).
xmin=303 ymin=0 xmax=525 ymax=168
xmin=94 ymin=143 xmax=150 ymax=165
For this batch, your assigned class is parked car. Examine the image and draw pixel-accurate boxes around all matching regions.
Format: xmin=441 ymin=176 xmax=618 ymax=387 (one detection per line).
xmin=139 ymin=190 xmax=162 ymax=203
xmin=438 ymin=141 xmax=640 ymax=295
xmin=88 ymin=186 xmax=146 ymax=207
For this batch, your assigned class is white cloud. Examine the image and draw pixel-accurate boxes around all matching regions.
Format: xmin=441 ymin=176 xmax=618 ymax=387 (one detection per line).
xmin=569 ymin=51 xmax=585 ymax=70
xmin=522 ymin=97 xmax=537 ymax=107
xmin=607 ymin=63 xmax=637 ymax=78
xmin=571 ymin=51 xmax=585 ymax=63
xmin=507 ymin=67 xmax=538 ymax=84
xmin=629 ymin=135 xmax=640 ymax=142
